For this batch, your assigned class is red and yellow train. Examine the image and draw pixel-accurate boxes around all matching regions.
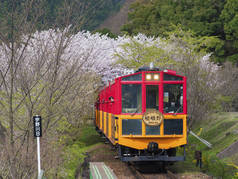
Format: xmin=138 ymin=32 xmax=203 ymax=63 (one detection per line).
xmin=95 ymin=67 xmax=187 ymax=162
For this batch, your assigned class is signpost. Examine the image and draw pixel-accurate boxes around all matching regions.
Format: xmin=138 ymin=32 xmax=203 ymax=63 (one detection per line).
xmin=33 ymin=115 xmax=42 ymax=179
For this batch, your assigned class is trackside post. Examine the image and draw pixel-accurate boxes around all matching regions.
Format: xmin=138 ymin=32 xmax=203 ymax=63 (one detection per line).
xmin=33 ymin=115 xmax=43 ymax=179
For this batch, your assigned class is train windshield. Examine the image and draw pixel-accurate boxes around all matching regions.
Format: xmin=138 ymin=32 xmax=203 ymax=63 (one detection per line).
xmin=163 ymin=84 xmax=183 ymax=113
xmin=122 ymin=84 xmax=142 ymax=113
xmin=146 ymin=85 xmax=159 ymax=110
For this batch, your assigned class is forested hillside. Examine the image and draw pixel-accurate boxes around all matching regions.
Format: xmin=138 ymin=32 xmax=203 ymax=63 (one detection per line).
xmin=121 ymin=0 xmax=238 ymax=65
xmin=99 ymin=0 xmax=136 ymax=34
xmin=0 ymin=0 xmax=123 ymax=31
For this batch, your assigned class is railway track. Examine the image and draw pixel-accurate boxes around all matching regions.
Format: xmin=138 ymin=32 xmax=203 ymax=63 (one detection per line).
xmin=127 ymin=162 xmax=179 ymax=179
xmin=127 ymin=162 xmax=145 ymax=179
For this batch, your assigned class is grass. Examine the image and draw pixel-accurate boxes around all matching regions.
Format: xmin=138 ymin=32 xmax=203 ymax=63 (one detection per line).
xmin=77 ymin=125 xmax=102 ymax=146
xmin=173 ymin=112 xmax=238 ymax=178
xmin=194 ymin=112 xmax=238 ymax=156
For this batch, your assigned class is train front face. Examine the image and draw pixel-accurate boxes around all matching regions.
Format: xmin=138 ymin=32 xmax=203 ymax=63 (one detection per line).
xmin=117 ymin=70 xmax=187 ymax=162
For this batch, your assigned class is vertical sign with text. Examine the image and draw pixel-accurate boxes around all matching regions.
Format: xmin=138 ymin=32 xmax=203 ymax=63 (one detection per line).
xmin=33 ymin=115 xmax=42 ymax=137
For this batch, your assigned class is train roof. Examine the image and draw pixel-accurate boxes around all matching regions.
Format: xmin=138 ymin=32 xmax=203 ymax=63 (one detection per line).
xmin=115 ymin=68 xmax=184 ymax=81
xmin=100 ymin=68 xmax=185 ymax=91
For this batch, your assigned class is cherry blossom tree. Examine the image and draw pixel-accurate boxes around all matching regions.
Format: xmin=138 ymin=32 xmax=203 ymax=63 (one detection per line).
xmin=0 ymin=25 xmax=128 ymax=178
xmin=0 ymin=0 xmax=118 ymax=178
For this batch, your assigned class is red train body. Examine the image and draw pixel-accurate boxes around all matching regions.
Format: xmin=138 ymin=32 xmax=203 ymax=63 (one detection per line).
xmin=95 ymin=67 xmax=187 ymax=162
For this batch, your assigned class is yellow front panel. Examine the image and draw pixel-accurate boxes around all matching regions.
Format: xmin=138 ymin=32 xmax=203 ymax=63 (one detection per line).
xmin=96 ymin=112 xmax=186 ymax=149
xmin=117 ymin=114 xmax=187 ymax=149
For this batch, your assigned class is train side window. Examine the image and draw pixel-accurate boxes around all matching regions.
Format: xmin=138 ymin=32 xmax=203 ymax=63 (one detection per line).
xmin=163 ymin=84 xmax=183 ymax=113
xmin=109 ymin=96 xmax=114 ymax=102
xmin=122 ymin=84 xmax=142 ymax=113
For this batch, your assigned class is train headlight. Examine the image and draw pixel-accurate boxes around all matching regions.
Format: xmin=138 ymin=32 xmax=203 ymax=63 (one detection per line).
xmin=146 ymin=74 xmax=152 ymax=80
xmin=145 ymin=73 xmax=160 ymax=81
xmin=153 ymin=74 xmax=159 ymax=80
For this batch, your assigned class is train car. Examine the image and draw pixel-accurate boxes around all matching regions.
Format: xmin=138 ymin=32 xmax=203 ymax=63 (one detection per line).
xmin=95 ymin=67 xmax=187 ymax=162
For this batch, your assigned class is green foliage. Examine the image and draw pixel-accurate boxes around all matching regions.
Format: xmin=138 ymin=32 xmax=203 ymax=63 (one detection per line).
xmin=122 ymin=0 xmax=224 ymax=37
xmin=121 ymin=0 xmax=238 ymax=64
xmin=62 ymin=143 xmax=86 ymax=179
xmin=116 ymin=26 xmax=219 ymax=69
xmin=175 ymin=145 xmax=235 ymax=178
xmin=219 ymin=0 xmax=238 ymax=64
xmin=58 ymin=125 xmax=101 ymax=178
xmin=0 ymin=0 xmax=123 ymax=33
xmin=115 ymin=37 xmax=173 ymax=69
xmin=202 ymin=154 xmax=234 ymax=178
xmin=220 ymin=0 xmax=238 ymax=40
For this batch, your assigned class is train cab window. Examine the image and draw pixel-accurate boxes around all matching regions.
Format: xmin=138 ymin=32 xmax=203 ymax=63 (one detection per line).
xmin=146 ymin=85 xmax=159 ymax=110
xmin=146 ymin=125 xmax=160 ymax=135
xmin=122 ymin=74 xmax=142 ymax=81
xmin=122 ymin=119 xmax=142 ymax=135
xmin=164 ymin=74 xmax=183 ymax=81
xmin=163 ymin=84 xmax=183 ymax=113
xmin=122 ymin=84 xmax=142 ymax=113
